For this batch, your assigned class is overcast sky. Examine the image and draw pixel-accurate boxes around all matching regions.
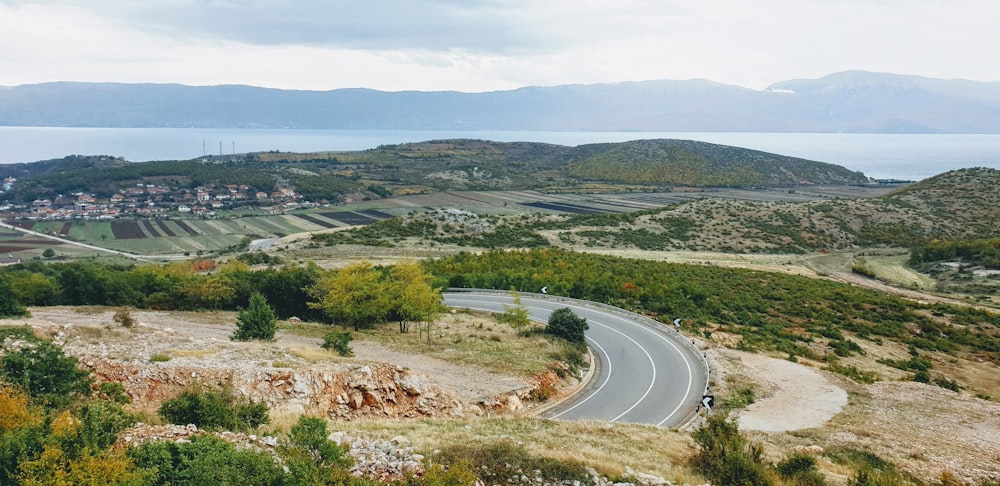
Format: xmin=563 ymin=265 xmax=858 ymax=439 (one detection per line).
xmin=1 ymin=0 xmax=998 ymax=92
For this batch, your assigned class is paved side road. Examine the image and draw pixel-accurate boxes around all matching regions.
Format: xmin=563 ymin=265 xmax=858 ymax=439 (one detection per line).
xmin=442 ymin=292 xmax=709 ymax=428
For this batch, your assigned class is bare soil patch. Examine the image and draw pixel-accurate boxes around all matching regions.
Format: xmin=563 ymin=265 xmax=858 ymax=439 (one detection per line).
xmin=705 ymin=345 xmax=1000 ymax=482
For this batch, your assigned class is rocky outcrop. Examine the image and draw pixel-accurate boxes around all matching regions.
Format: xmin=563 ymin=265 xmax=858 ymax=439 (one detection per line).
xmin=86 ymin=360 xmax=466 ymax=420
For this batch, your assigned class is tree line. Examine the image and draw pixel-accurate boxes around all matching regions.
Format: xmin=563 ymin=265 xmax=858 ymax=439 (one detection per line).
xmin=909 ymin=237 xmax=1000 ymax=269
xmin=0 ymin=259 xmax=442 ymax=335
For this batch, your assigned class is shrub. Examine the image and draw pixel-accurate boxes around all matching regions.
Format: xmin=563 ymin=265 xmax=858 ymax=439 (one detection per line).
xmin=112 ymin=306 xmax=136 ymax=328
xmin=0 ymin=340 xmax=92 ymax=408
xmin=280 ymin=415 xmax=352 ymax=484
xmin=129 ymin=434 xmax=285 ymax=485
xmin=777 ymin=453 xmax=826 ymax=486
xmin=546 ymin=307 xmax=589 ymax=345
xmin=97 ymin=382 xmax=131 ymax=404
xmin=825 ymin=362 xmax=878 ymax=384
xmin=74 ymin=400 xmax=138 ymax=451
xmin=722 ymin=384 xmax=756 ymax=411
xmin=436 ymin=441 xmax=589 ymax=484
xmin=322 ymin=331 xmax=354 ymax=357
xmin=690 ymin=413 xmax=773 ymax=486
xmin=232 ymin=292 xmax=277 ymax=341
xmin=158 ymin=387 xmax=269 ymax=432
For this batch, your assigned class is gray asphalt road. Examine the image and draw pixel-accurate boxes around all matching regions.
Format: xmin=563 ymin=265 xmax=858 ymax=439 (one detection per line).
xmin=442 ymin=292 xmax=708 ymax=427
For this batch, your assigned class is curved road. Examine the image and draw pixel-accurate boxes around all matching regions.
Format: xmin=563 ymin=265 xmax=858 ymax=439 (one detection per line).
xmin=443 ymin=292 xmax=708 ymax=428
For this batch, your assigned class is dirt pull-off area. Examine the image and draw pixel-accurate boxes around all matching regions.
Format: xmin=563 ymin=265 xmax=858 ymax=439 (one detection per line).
xmin=713 ymin=349 xmax=849 ymax=433
xmin=708 ymin=347 xmax=1000 ymax=483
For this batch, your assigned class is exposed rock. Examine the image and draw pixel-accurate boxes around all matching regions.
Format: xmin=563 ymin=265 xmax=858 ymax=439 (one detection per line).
xmin=86 ymin=360 xmax=465 ymax=420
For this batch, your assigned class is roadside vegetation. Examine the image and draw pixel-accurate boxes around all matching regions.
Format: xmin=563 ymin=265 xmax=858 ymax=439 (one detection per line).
xmin=426 ymin=248 xmax=1000 ymax=394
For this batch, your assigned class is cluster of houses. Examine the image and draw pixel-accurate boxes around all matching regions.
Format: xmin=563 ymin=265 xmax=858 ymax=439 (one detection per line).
xmin=0 ymin=180 xmax=316 ymax=220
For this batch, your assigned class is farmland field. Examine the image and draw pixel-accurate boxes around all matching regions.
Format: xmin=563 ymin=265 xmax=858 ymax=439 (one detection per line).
xmin=0 ymin=185 xmax=900 ymax=259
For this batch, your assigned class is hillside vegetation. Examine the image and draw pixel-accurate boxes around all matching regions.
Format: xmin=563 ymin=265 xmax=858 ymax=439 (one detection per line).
xmin=567 ymin=139 xmax=868 ymax=187
xmin=550 ymin=168 xmax=1000 ymax=253
xmin=1 ymin=139 xmax=869 ymax=203
xmin=308 ymin=168 xmax=997 ymax=257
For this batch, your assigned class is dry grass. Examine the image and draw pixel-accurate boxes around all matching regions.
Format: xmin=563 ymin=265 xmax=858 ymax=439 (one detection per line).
xmin=282 ymin=310 xmax=570 ymax=377
xmin=856 ymin=252 xmax=936 ymax=290
xmin=289 ymin=346 xmax=337 ymax=362
xmin=165 ymin=348 xmax=218 ymax=358
xmin=342 ymin=417 xmax=700 ymax=483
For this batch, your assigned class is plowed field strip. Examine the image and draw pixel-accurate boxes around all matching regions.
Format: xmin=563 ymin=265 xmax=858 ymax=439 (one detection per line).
xmin=155 ymin=220 xmax=178 ymax=237
xmin=294 ymin=214 xmax=336 ymax=228
xmin=142 ymin=220 xmax=162 ymax=238
xmin=173 ymin=220 xmax=200 ymax=236
xmin=320 ymin=212 xmax=376 ymax=225
xmin=110 ymin=221 xmax=145 ymax=239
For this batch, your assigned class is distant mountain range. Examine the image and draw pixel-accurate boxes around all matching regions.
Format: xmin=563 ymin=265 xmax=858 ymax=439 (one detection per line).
xmin=2 ymin=71 xmax=999 ymax=133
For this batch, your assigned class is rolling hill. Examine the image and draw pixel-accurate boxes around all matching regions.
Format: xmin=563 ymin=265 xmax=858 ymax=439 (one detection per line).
xmin=0 ymin=139 xmax=870 ymax=204
xmin=551 ymin=167 xmax=1000 ymax=253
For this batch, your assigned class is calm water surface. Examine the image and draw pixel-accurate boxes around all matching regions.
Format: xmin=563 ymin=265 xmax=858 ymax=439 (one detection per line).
xmin=1 ymin=127 xmax=999 ymax=180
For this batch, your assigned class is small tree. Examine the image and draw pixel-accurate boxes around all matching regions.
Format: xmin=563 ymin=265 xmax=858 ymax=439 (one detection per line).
xmin=308 ymin=261 xmax=389 ymax=330
xmin=280 ymin=415 xmax=352 ymax=484
xmin=497 ymin=289 xmax=531 ymax=331
xmin=41 ymin=248 xmax=55 ymax=259
xmin=546 ymin=307 xmax=589 ymax=344
xmin=388 ymin=260 xmax=443 ymax=335
xmin=232 ymin=292 xmax=277 ymax=341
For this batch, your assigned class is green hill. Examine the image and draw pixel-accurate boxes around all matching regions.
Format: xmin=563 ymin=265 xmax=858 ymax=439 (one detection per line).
xmin=566 ymin=139 xmax=869 ymax=186
xmin=0 ymin=139 xmax=869 ymax=204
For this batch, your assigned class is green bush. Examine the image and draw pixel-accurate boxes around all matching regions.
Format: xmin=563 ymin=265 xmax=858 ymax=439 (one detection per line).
xmin=322 ymin=331 xmax=354 ymax=357
xmin=129 ymin=434 xmax=285 ymax=485
xmin=72 ymin=400 xmax=138 ymax=452
xmin=690 ymin=413 xmax=773 ymax=486
xmin=97 ymin=381 xmax=131 ymax=404
xmin=0 ymin=339 xmax=92 ymax=408
xmin=546 ymin=307 xmax=589 ymax=345
xmin=280 ymin=415 xmax=352 ymax=484
xmin=777 ymin=453 xmax=826 ymax=486
xmin=158 ymin=387 xmax=269 ymax=432
xmin=232 ymin=292 xmax=277 ymax=341
xmin=436 ymin=440 xmax=590 ymax=484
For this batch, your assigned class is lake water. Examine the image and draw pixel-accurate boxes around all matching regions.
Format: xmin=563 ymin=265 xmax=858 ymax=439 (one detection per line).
xmin=1 ymin=127 xmax=999 ymax=181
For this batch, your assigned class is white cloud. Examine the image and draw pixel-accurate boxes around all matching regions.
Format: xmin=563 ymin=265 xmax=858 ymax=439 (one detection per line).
xmin=1 ymin=0 xmax=998 ymax=91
